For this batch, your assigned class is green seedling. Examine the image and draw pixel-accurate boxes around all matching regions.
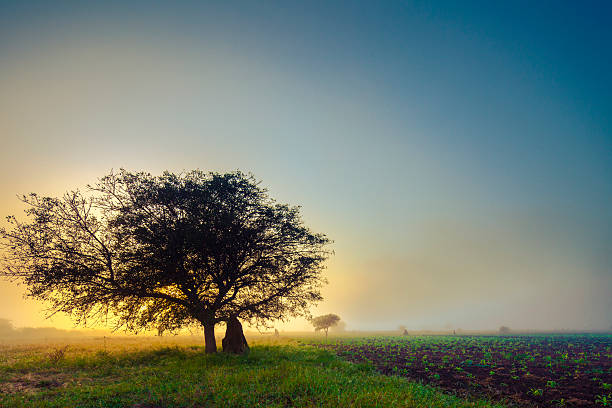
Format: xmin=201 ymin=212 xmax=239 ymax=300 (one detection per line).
xmin=529 ymin=388 xmax=543 ymax=397
xmin=596 ymin=394 xmax=611 ymax=406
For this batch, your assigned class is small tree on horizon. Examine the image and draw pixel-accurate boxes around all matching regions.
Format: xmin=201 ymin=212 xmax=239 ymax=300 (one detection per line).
xmin=311 ymin=314 xmax=341 ymax=342
xmin=0 ymin=169 xmax=331 ymax=353
xmin=0 ymin=318 xmax=14 ymax=337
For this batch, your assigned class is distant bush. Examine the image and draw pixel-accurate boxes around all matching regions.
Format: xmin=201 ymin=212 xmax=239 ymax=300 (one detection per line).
xmin=499 ymin=326 xmax=511 ymax=334
xmin=48 ymin=346 xmax=69 ymax=364
xmin=0 ymin=318 xmax=14 ymax=337
xmin=0 ymin=318 xmax=88 ymax=340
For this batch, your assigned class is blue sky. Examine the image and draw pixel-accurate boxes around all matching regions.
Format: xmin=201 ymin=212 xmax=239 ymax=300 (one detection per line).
xmin=0 ymin=1 xmax=610 ymax=331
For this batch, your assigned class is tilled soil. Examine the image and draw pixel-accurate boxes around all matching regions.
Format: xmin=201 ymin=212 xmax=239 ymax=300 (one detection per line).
xmin=317 ymin=335 xmax=612 ymax=407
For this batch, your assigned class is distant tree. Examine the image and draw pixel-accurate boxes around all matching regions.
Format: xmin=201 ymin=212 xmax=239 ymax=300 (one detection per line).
xmin=0 ymin=170 xmax=331 ymax=353
xmin=311 ymin=314 xmax=340 ymax=341
xmin=499 ymin=326 xmax=511 ymax=334
xmin=0 ymin=318 xmax=15 ymax=337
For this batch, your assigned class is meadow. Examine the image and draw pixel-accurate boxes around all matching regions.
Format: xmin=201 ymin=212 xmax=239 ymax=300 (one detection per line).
xmin=0 ymin=335 xmax=505 ymax=408
xmin=0 ymin=334 xmax=610 ymax=407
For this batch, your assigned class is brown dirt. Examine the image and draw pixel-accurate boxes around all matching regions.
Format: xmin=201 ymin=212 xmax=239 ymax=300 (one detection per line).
xmin=0 ymin=371 xmax=69 ymax=394
xmin=318 ymin=335 xmax=612 ymax=407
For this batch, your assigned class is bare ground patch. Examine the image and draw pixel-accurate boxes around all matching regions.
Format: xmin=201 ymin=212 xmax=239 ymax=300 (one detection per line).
xmin=0 ymin=371 xmax=70 ymax=394
xmin=0 ymin=369 xmax=122 ymax=395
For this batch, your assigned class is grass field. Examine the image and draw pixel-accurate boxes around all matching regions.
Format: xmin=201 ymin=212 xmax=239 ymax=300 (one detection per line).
xmin=0 ymin=336 xmax=505 ymax=408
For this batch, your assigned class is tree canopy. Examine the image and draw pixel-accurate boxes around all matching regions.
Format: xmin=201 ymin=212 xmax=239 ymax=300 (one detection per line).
xmin=0 ymin=170 xmax=331 ymax=352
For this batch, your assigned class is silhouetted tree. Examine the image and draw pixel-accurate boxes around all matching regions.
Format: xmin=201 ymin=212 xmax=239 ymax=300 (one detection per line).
xmin=499 ymin=326 xmax=511 ymax=334
xmin=311 ymin=314 xmax=340 ymax=342
xmin=0 ymin=170 xmax=331 ymax=353
xmin=222 ymin=316 xmax=249 ymax=354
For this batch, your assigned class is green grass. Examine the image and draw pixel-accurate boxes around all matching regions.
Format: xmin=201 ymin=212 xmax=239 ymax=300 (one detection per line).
xmin=0 ymin=342 xmax=506 ymax=408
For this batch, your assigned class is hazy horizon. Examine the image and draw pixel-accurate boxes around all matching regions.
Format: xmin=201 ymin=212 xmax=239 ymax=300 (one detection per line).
xmin=1 ymin=1 xmax=610 ymax=334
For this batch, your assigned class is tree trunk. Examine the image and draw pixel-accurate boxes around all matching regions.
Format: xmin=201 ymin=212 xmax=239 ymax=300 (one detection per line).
xmin=204 ymin=324 xmax=217 ymax=353
xmin=222 ymin=316 xmax=249 ymax=354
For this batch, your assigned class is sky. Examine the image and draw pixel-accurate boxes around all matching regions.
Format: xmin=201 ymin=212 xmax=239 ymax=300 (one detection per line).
xmin=0 ymin=1 xmax=610 ymax=332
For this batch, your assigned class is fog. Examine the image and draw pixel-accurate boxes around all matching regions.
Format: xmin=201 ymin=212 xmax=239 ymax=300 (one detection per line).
xmin=1 ymin=2 xmax=610 ymax=334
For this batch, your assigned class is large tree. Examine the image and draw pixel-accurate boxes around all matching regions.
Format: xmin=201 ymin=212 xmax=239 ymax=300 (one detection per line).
xmin=0 ymin=170 xmax=331 ymax=353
